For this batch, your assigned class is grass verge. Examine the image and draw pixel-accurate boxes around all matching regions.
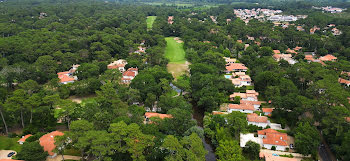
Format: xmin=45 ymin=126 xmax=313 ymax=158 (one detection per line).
xmin=146 ymin=16 xmax=157 ymax=30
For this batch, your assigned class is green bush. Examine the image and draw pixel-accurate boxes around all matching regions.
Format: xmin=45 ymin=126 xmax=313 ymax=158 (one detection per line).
xmin=271 ymin=146 xmax=276 ymax=150
xmin=8 ymin=133 xmax=18 ymax=138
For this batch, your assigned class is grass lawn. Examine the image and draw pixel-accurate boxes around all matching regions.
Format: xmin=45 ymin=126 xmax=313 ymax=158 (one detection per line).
xmin=146 ymin=16 xmax=157 ymax=30
xmin=0 ymin=136 xmax=22 ymax=152
xmin=165 ymin=37 xmax=186 ymax=64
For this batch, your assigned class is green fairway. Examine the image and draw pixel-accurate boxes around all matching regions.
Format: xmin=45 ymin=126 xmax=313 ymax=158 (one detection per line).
xmin=146 ymin=16 xmax=157 ymax=30
xmin=0 ymin=136 xmax=22 ymax=152
xmin=165 ymin=37 xmax=186 ymax=63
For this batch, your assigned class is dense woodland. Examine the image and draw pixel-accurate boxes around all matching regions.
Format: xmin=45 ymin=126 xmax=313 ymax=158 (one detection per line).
xmin=0 ymin=0 xmax=350 ymax=161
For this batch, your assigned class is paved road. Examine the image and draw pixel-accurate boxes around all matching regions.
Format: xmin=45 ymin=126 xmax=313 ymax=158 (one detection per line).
xmin=318 ymin=145 xmax=333 ymax=161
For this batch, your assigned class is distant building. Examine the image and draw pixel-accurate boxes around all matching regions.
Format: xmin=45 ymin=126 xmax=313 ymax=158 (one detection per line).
xmin=107 ymin=59 xmax=127 ymax=72
xmin=247 ymin=113 xmax=269 ymax=128
xmin=144 ymin=112 xmax=172 ymax=124
xmin=225 ymin=63 xmax=248 ymax=73
xmin=121 ymin=68 xmax=138 ymax=84
xmin=227 ymin=103 xmax=255 ymax=113
xmin=258 ymin=128 xmax=289 ymax=151
xmin=57 ymin=64 xmax=80 ymax=84
xmin=262 ymin=108 xmax=274 ymax=116
xmin=18 ymin=134 xmax=33 ymax=144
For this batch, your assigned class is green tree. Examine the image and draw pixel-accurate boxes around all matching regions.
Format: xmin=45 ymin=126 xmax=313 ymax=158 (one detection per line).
xmin=216 ymin=139 xmax=244 ymax=161
xmin=295 ymin=122 xmax=320 ymax=156
xmin=17 ymin=141 xmax=48 ymax=161
xmin=225 ymin=112 xmax=248 ymax=140
xmin=243 ymin=141 xmax=260 ymax=159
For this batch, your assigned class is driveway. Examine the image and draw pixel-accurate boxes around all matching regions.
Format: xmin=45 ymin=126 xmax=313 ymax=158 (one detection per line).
xmin=0 ymin=150 xmax=16 ymax=159
xmin=46 ymin=155 xmax=81 ymax=161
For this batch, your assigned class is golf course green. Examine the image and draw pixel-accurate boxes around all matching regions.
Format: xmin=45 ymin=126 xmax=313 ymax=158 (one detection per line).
xmin=165 ymin=37 xmax=186 ymax=63
xmin=146 ymin=16 xmax=157 ymax=30
xmin=165 ymin=37 xmax=189 ymax=79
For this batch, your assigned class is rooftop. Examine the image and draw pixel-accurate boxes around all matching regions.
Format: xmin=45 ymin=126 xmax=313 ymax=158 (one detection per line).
xmin=247 ymin=113 xmax=268 ymax=123
xmin=145 ymin=112 xmax=172 ymax=119
xmin=39 ymin=131 xmax=64 ymax=156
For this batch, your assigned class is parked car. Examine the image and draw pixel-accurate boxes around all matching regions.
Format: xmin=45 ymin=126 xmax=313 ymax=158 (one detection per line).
xmin=7 ymin=152 xmax=15 ymax=157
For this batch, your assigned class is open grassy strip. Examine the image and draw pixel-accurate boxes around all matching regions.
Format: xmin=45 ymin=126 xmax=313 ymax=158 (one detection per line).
xmin=165 ymin=37 xmax=186 ymax=64
xmin=0 ymin=136 xmax=22 ymax=152
xmin=165 ymin=37 xmax=188 ymax=79
xmin=146 ymin=16 xmax=157 ymax=30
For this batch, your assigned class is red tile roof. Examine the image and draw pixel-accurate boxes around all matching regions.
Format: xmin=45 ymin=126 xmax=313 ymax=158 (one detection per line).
xmin=39 ymin=131 xmax=64 ymax=156
xmin=345 ymin=117 xmax=350 ymax=123
xmin=145 ymin=112 xmax=172 ymax=119
xmin=0 ymin=159 xmax=24 ymax=161
xmin=228 ymin=104 xmax=255 ymax=111
xmin=247 ymin=113 xmax=268 ymax=123
xmin=263 ymin=132 xmax=288 ymax=146
xmin=339 ymin=78 xmax=350 ymax=84
xmin=258 ymin=128 xmax=279 ymax=135
xmin=123 ymin=71 xmax=136 ymax=77
xmin=212 ymin=111 xmax=228 ymax=115
xmin=262 ymin=108 xmax=274 ymax=113
xmin=319 ymin=54 xmax=337 ymax=61
xmin=286 ymin=48 xmax=297 ymax=54
xmin=304 ymin=55 xmax=314 ymax=61
xmin=58 ymin=74 xmax=75 ymax=83
xmin=18 ymin=134 xmax=33 ymax=143
xmin=273 ymin=50 xmax=281 ymax=54
xmin=226 ymin=63 xmax=248 ymax=72
xmin=240 ymin=100 xmax=261 ymax=105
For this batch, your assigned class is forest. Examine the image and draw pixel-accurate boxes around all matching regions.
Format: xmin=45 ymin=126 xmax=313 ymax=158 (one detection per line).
xmin=0 ymin=0 xmax=350 ymax=161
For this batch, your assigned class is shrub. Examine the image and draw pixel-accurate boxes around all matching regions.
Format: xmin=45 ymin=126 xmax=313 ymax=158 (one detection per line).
xmin=271 ymin=146 xmax=276 ymax=150
xmin=8 ymin=133 xmax=17 ymax=138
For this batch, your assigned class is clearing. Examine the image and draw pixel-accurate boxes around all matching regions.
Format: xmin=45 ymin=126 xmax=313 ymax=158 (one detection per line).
xmin=165 ymin=37 xmax=189 ymax=79
xmin=146 ymin=16 xmax=157 ymax=30
xmin=0 ymin=136 xmax=22 ymax=152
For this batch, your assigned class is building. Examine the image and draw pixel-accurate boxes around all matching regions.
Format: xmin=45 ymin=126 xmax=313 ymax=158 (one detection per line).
xmin=121 ymin=68 xmax=138 ymax=84
xmin=57 ymin=64 xmax=80 ymax=84
xmin=262 ymin=108 xmax=274 ymax=116
xmin=319 ymin=54 xmax=337 ymax=62
xmin=230 ymin=90 xmax=259 ymax=101
xmin=247 ymin=113 xmax=269 ymax=128
xmin=339 ymin=78 xmax=350 ymax=86
xmin=39 ymin=131 xmax=64 ymax=157
xmin=273 ymin=50 xmax=281 ymax=54
xmin=227 ymin=104 xmax=255 ymax=113
xmin=232 ymin=75 xmax=252 ymax=87
xmin=258 ymin=129 xmax=289 ymax=151
xmin=286 ymin=48 xmax=298 ymax=54
xmin=225 ymin=63 xmax=248 ymax=73
xmin=273 ymin=54 xmax=297 ymax=64
xmin=17 ymin=134 xmax=33 ymax=144
xmin=107 ymin=59 xmax=127 ymax=72
xmin=144 ymin=112 xmax=172 ymax=124
xmin=168 ymin=16 xmax=174 ymax=24
xmin=332 ymin=28 xmax=342 ymax=35
xmin=240 ymin=100 xmax=261 ymax=110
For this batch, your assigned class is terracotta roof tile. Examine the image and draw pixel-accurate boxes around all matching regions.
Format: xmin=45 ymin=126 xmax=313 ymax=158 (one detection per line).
xmin=18 ymin=134 xmax=33 ymax=143
xmin=145 ymin=112 xmax=172 ymax=119
xmin=39 ymin=131 xmax=64 ymax=156
xmin=228 ymin=104 xmax=255 ymax=111
xmin=226 ymin=63 xmax=248 ymax=72
xmin=262 ymin=108 xmax=274 ymax=113
xmin=247 ymin=113 xmax=268 ymax=123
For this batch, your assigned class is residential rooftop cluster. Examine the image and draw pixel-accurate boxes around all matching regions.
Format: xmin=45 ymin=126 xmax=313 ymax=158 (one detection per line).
xmin=107 ymin=59 xmax=138 ymax=84
xmin=224 ymin=57 xmax=253 ymax=87
xmin=272 ymin=49 xmax=298 ymax=65
xmin=234 ymin=8 xmax=306 ymax=23
xmin=304 ymin=54 xmax=337 ymax=66
xmin=57 ymin=64 xmax=80 ymax=84
xmin=321 ymin=6 xmax=344 ymax=13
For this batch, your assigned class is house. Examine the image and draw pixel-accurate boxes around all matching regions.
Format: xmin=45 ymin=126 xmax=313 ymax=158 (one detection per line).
xmin=144 ymin=112 xmax=172 ymax=124
xmin=168 ymin=16 xmax=174 ymax=24
xmin=304 ymin=55 xmax=314 ymax=62
xmin=225 ymin=63 xmax=248 ymax=73
xmin=338 ymin=78 xmax=350 ymax=86
xmin=332 ymin=28 xmax=342 ymax=35
xmin=232 ymin=75 xmax=252 ymax=87
xmin=319 ymin=54 xmax=337 ymax=62
xmin=240 ymin=100 xmax=261 ymax=110
xmin=39 ymin=131 xmax=64 ymax=157
xmin=107 ymin=59 xmax=127 ymax=72
xmin=293 ymin=46 xmax=302 ymax=51
xmin=286 ymin=48 xmax=297 ymax=54
xmin=224 ymin=57 xmax=236 ymax=64
xmin=227 ymin=104 xmax=255 ymax=113
xmin=262 ymin=108 xmax=274 ymax=116
xmin=121 ymin=68 xmax=138 ymax=84
xmin=310 ymin=26 xmax=320 ymax=34
xmin=247 ymin=113 xmax=269 ymax=128
xmin=57 ymin=64 xmax=80 ymax=84
xmin=273 ymin=50 xmax=281 ymax=54
xmin=0 ymin=159 xmax=24 ymax=161
xmin=259 ymin=151 xmax=299 ymax=161
xmin=273 ymin=54 xmax=296 ymax=64
xmin=237 ymin=40 xmax=243 ymax=43
xmin=258 ymin=129 xmax=289 ymax=151
xmin=232 ymin=72 xmax=246 ymax=77
xmin=296 ymin=26 xmax=304 ymax=31
xmin=17 ymin=134 xmax=33 ymax=144
xmin=230 ymin=90 xmax=259 ymax=101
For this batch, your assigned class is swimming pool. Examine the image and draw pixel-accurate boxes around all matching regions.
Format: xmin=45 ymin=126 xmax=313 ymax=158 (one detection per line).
xmin=224 ymin=75 xmax=231 ymax=79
